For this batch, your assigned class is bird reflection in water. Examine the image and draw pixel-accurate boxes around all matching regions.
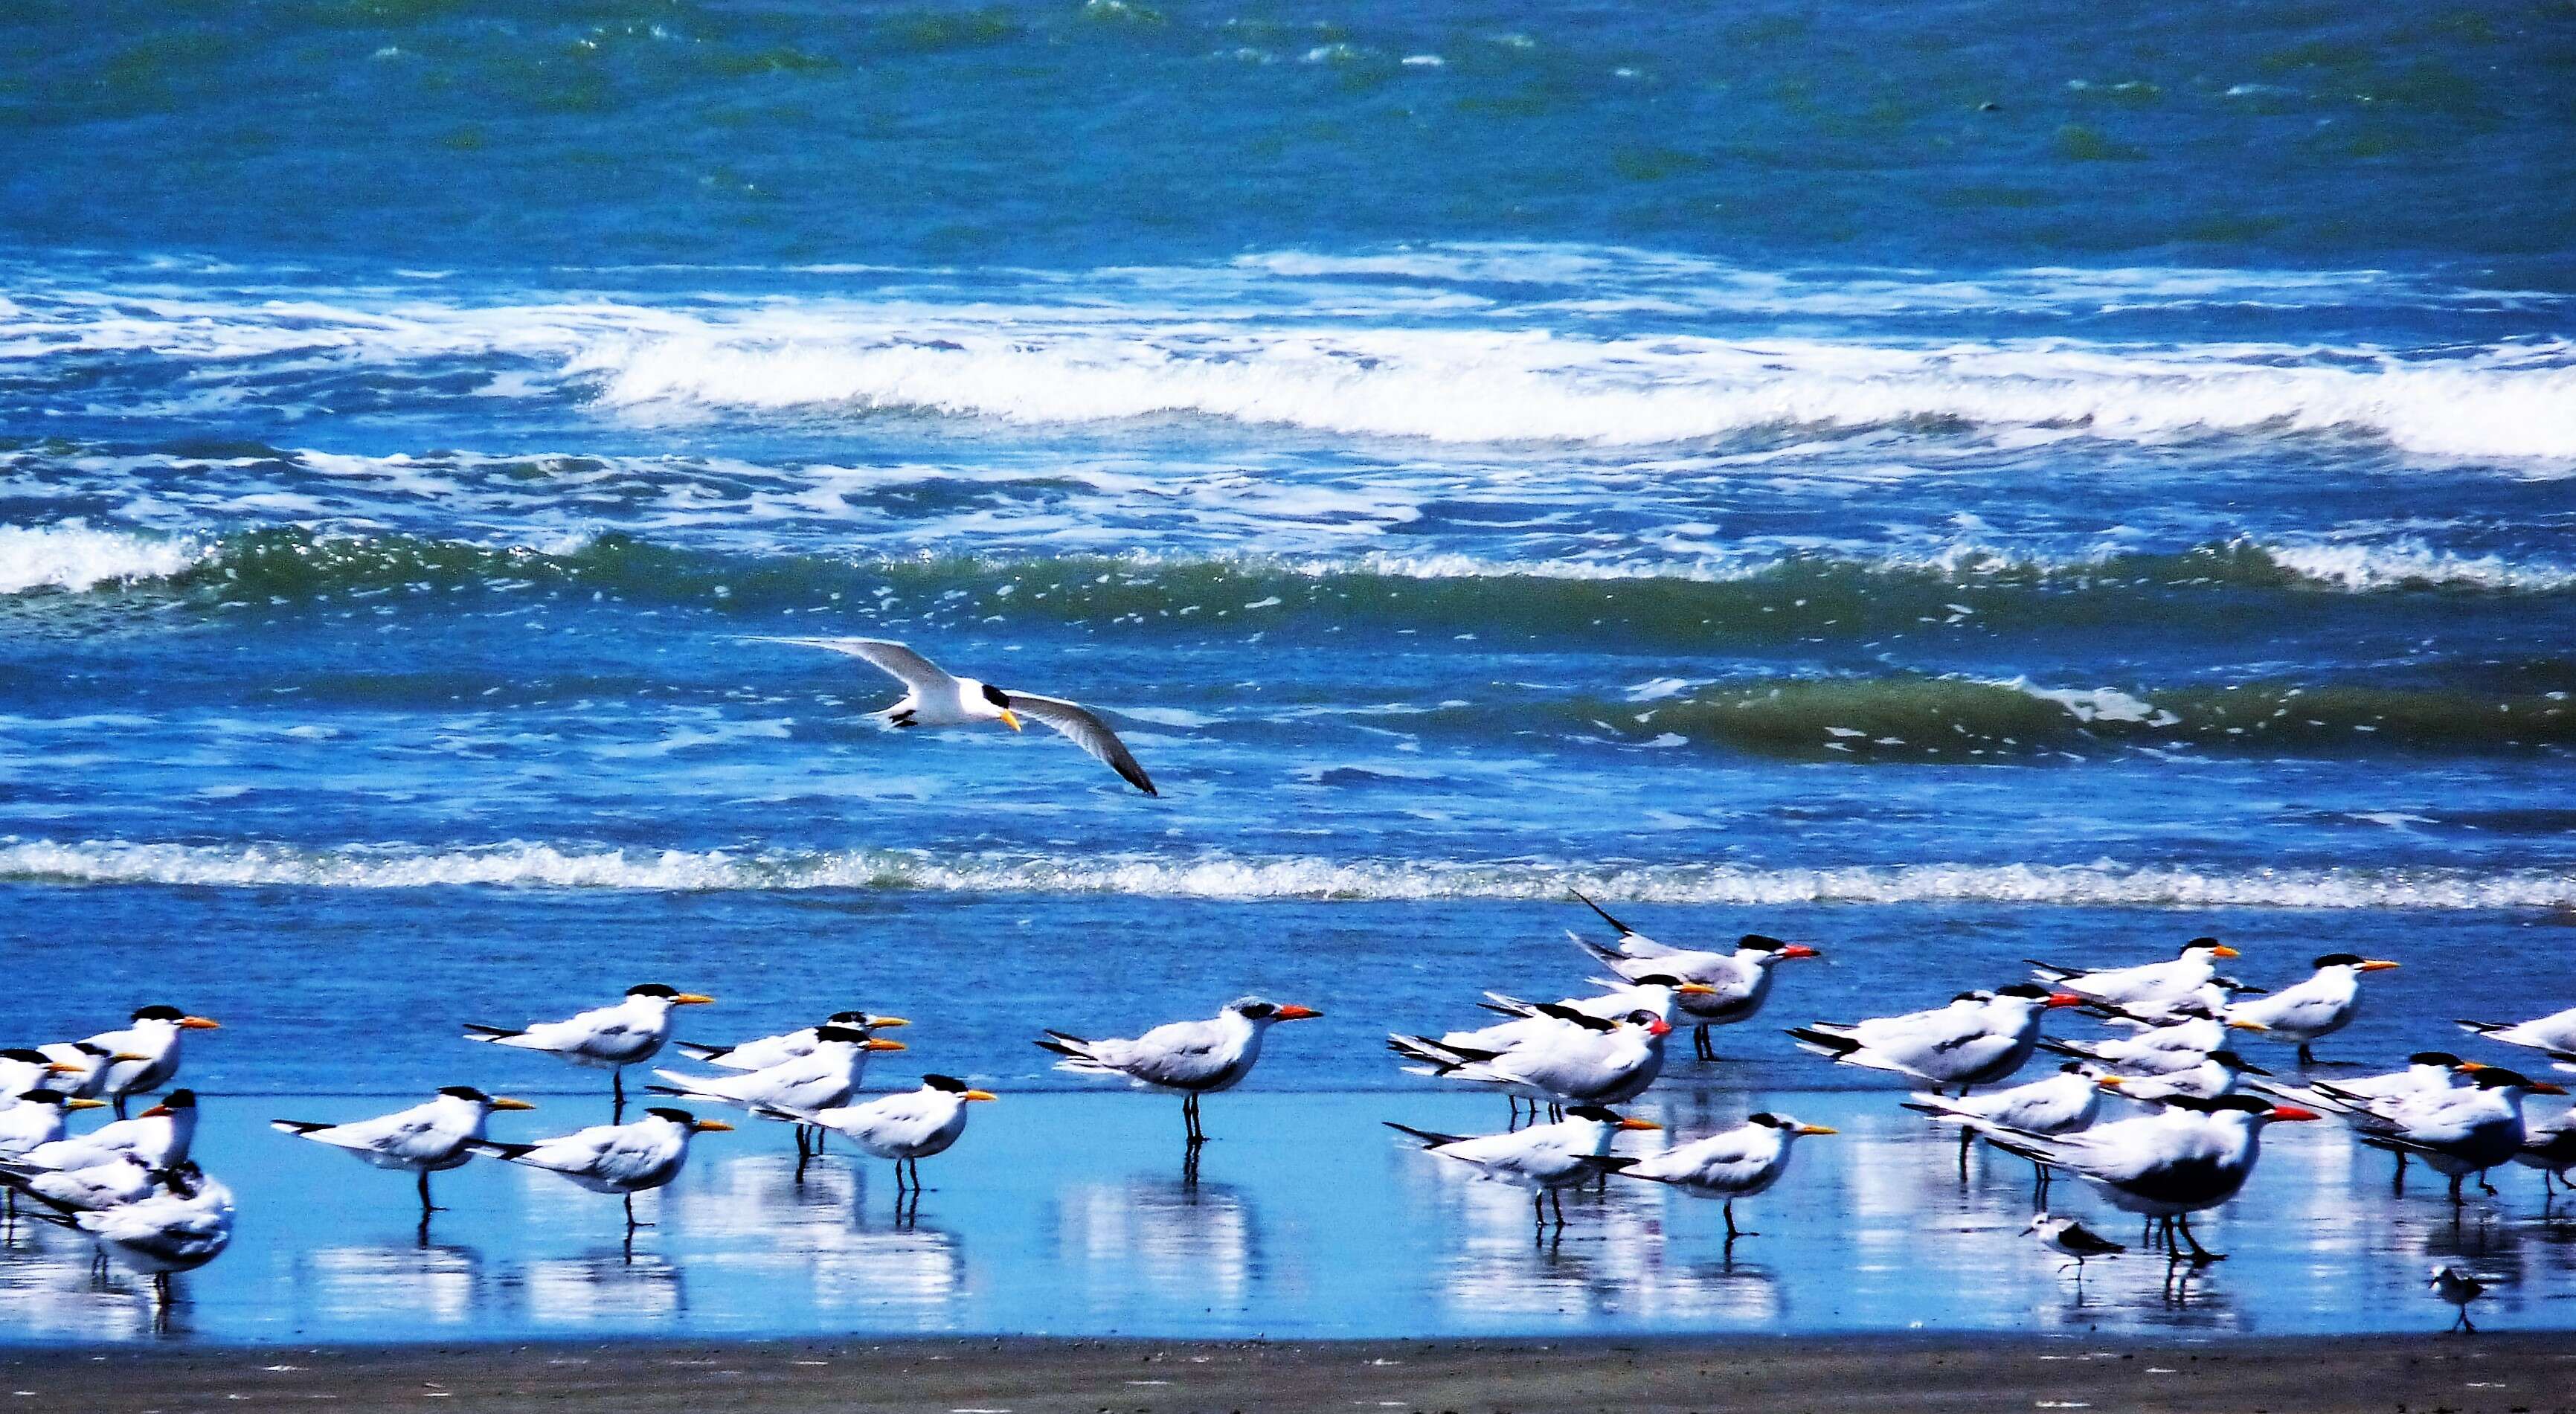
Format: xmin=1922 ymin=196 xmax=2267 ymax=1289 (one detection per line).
xmin=1057 ymin=1177 xmax=1257 ymax=1315
xmin=301 ymin=1242 xmax=485 ymax=1326
xmin=0 ymin=1219 xmax=173 ymax=1340
xmin=673 ymin=1154 xmax=964 ymax=1317
xmin=521 ymin=1250 xmax=684 ymax=1323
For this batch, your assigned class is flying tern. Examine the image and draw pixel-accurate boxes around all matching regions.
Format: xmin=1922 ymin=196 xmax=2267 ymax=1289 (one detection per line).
xmin=755 ymin=636 xmax=1157 ymax=795
xmin=464 ymin=983 xmax=713 ymax=1119
xmin=1039 ymin=997 xmax=1320 ymax=1143
xmin=271 ymin=1085 xmax=537 ymax=1217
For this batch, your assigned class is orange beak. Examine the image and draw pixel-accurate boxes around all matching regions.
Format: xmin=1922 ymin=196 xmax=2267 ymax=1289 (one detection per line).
xmin=692 ymin=1118 xmax=735 ymax=1132
xmin=1616 ymin=1116 xmax=1663 ymax=1131
xmin=2270 ymin=1105 xmax=2322 ymax=1122
xmin=1274 ymin=1004 xmax=1323 ymax=1021
xmin=2226 ymin=1018 xmax=2271 ymax=1032
xmin=2456 ymin=1061 xmax=2490 ymax=1072
xmin=1795 ymin=1123 xmax=1838 ymax=1136
xmin=674 ymin=993 xmax=716 ymax=1006
xmin=963 ymin=1090 xmax=998 ymax=1102
xmin=44 ymin=1061 xmax=83 ymax=1075
xmin=141 ymin=1103 xmax=173 ymax=1118
xmin=111 ymin=1051 xmax=153 ymax=1063
xmin=1645 ymin=1018 xmax=1674 ymax=1037
xmin=2046 ymin=992 xmax=2088 ymax=1009
xmin=1782 ymin=945 xmax=1822 ymax=960
xmin=180 ymin=1016 xmax=222 ymax=1030
xmin=2094 ymin=1075 xmax=2127 ymax=1090
xmin=2531 ymin=1082 xmax=2569 ymax=1096
xmin=867 ymin=1016 xmax=911 ymax=1029
xmin=864 ymin=1038 xmax=909 ymax=1053
xmin=2359 ymin=960 xmax=2400 ymax=972
xmin=2207 ymin=945 xmax=2241 ymax=959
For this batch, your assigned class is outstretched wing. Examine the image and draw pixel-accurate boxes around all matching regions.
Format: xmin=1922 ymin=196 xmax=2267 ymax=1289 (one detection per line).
xmin=1006 ymin=692 xmax=1157 ymax=795
xmin=747 ymin=637 xmax=955 ymax=692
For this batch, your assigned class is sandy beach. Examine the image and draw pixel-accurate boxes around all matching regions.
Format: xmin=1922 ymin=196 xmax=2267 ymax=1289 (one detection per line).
xmin=12 ymin=1334 xmax=2575 ymax=1413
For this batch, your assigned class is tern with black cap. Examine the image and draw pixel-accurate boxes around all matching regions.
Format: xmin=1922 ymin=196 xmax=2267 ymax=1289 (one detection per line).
xmin=2225 ymin=954 xmax=2400 ymax=1065
xmin=1790 ymin=983 xmax=2087 ymax=1093
xmin=270 ymin=1085 xmax=538 ymax=1218
xmin=1040 ymin=997 xmax=1321 ymax=1144
xmin=467 ymin=1106 xmax=732 ymax=1233
xmin=1565 ymin=890 xmax=1822 ymax=1060
xmin=1386 ymin=1104 xmax=1661 ymax=1229
xmin=1616 ymin=1111 xmax=1836 ymax=1239
xmin=465 ymin=983 xmax=714 ymax=1121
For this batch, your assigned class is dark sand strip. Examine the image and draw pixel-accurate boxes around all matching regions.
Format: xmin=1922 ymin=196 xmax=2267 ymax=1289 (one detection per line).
xmin=10 ymin=1334 xmax=2575 ymax=1413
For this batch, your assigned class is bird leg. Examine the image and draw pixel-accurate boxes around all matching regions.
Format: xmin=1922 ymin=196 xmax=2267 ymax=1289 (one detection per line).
xmin=612 ymin=1069 xmax=626 ymax=1124
xmin=2447 ymin=1173 xmax=2465 ymax=1206
xmin=2174 ymin=1212 xmax=2222 ymax=1262
xmin=114 ymin=1095 xmax=130 ymax=1121
xmin=1549 ymin=1189 xmax=1567 ymax=1228
xmin=2297 ymin=1044 xmax=2316 ymax=1067
xmin=417 ymin=1171 xmax=444 ymax=1215
xmin=623 ymin=1193 xmax=655 ymax=1232
xmin=2479 ymin=1169 xmax=2499 ymax=1195
xmin=2394 ymin=1152 xmax=2407 ymax=1195
xmin=1958 ymin=1125 xmax=1973 ymax=1179
xmin=1695 ymin=1025 xmax=1715 ymax=1061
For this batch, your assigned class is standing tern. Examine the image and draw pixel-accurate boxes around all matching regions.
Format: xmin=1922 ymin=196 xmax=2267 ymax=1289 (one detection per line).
xmin=36 ymin=1006 xmax=220 ymax=1117
xmin=673 ymin=1011 xmax=909 ymax=1072
xmin=1038 ymin=997 xmax=1321 ymax=1143
xmin=1789 ymin=984 xmax=2085 ymax=1092
xmin=2224 ymin=954 xmax=2400 ymax=1065
xmin=0 ymin=1151 xmax=158 ymax=1215
xmin=1391 ymin=1009 xmax=1676 ymax=1110
xmin=0 ymin=1090 xmax=108 ymax=1160
xmin=1 ymin=1049 xmax=86 ymax=1102
xmin=2092 ymin=1049 xmax=2269 ymax=1106
xmin=270 ymin=1085 xmax=537 ymax=1218
xmin=2256 ymin=1051 xmax=2482 ymax=1189
xmin=468 ymin=1106 xmax=732 ymax=1232
xmin=764 ymin=1074 xmax=996 ymax=1198
xmin=2512 ymin=1106 xmax=2576 ymax=1194
xmin=73 ymin=1162 xmax=235 ymax=1304
xmin=2041 ymin=1000 xmax=2266 ymax=1076
xmin=1903 ymin=1062 xmax=2102 ymax=1193
xmin=1386 ymin=1105 xmax=1660 ymax=1229
xmin=1615 ymin=1111 xmax=1835 ymax=1238
xmin=650 ymin=1024 xmax=905 ymax=1160
xmin=2456 ymin=1005 xmax=2576 ymax=1070
xmin=9 ymin=1090 xmax=199 ymax=1174
xmin=2025 ymin=1213 xmax=2127 ymax=1278
xmin=2428 ymin=1264 xmax=2490 ymax=1332
xmin=2343 ymin=1067 xmax=2564 ymax=1204
xmin=464 ymin=983 xmax=713 ymax=1120
xmin=1564 ymin=891 xmax=1822 ymax=1059
xmin=754 ymin=636 xmax=1157 ymax=795
xmin=2028 ymin=939 xmax=2240 ymax=1012
xmin=1954 ymin=1093 xmax=2319 ymax=1262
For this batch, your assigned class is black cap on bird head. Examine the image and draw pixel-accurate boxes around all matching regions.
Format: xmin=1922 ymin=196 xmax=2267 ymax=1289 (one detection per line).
xmin=1994 ymin=983 xmax=2055 ymax=1000
xmin=158 ymin=1089 xmax=196 ymax=1110
xmin=1747 ymin=1111 xmax=1788 ymax=1128
xmin=2206 ymin=1050 xmax=2264 ymax=1073
xmin=2168 ymin=1093 xmax=2274 ymax=1114
xmin=16 ymin=1088 xmax=70 ymax=1106
xmin=1230 ymin=997 xmax=1279 ymax=1020
xmin=645 ymin=1106 xmax=700 ymax=1124
xmin=2408 ymin=1051 xmax=2464 ymax=1067
xmin=2313 ymin=953 xmax=2365 ymax=968
xmin=813 ymin=1025 xmax=873 ymax=1044
xmin=2058 ymin=1061 xmax=2089 ymax=1075
xmin=1737 ymin=934 xmax=1790 ymax=952
xmin=437 ymin=1085 xmax=493 ymax=1102
xmin=1951 ymin=990 xmax=1990 ymax=1003
xmin=1 ymin=1047 xmax=49 ymax=1064
xmin=1567 ymin=1104 xmax=1625 ymax=1123
xmin=828 ymin=1011 xmax=874 ymax=1024
xmin=628 ymin=983 xmax=680 ymax=998
xmin=131 ymin=1004 xmax=187 ymax=1022
xmin=924 ymin=1074 xmax=971 ymax=1093
xmin=980 ymin=683 xmax=1012 ymax=709
xmin=2473 ymin=1067 xmax=2543 ymax=1090
xmin=1631 ymin=972 xmax=1686 ymax=988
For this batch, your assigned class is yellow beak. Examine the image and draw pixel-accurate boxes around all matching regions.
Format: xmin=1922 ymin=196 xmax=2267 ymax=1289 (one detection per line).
xmin=865 ymin=1038 xmax=909 ymax=1053
xmin=674 ymin=993 xmax=716 ymax=1006
xmin=2227 ymin=1018 xmax=2271 ymax=1032
xmin=998 ymin=709 xmax=1024 ymax=732
xmin=45 ymin=1061 xmax=83 ymax=1075
xmin=1675 ymin=983 xmax=1720 ymax=996
xmin=66 ymin=1098 xmax=109 ymax=1111
xmin=1796 ymin=1124 xmax=1838 ymax=1136
xmin=2095 ymin=1075 xmax=2127 ymax=1089
xmin=869 ymin=1015 xmax=912 ymax=1029
xmin=963 ymin=1090 xmax=999 ymax=1102
xmin=490 ymin=1097 xmax=537 ymax=1111
xmin=112 ymin=1051 xmax=154 ymax=1063
xmin=693 ymin=1118 xmax=734 ymax=1132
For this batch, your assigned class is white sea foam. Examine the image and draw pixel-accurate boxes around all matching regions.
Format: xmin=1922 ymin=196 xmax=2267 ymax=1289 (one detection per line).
xmin=0 ymin=838 xmax=2566 ymax=909
xmin=0 ymin=524 xmax=201 ymax=595
xmin=2259 ymin=539 xmax=2576 ymax=593
xmin=1996 ymin=678 xmax=2182 ymax=727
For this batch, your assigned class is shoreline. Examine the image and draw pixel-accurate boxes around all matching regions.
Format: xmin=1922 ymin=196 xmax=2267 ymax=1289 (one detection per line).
xmin=11 ymin=1332 xmax=2575 ymax=1413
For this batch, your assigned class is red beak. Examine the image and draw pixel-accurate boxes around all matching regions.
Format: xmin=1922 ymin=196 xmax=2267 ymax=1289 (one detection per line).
xmin=2046 ymin=992 xmax=2087 ymax=1009
xmin=1273 ymin=1004 xmax=1323 ymax=1021
xmin=1646 ymin=1018 xmax=1674 ymax=1037
xmin=2270 ymin=1105 xmax=2322 ymax=1122
xmin=1782 ymin=945 xmax=1822 ymax=960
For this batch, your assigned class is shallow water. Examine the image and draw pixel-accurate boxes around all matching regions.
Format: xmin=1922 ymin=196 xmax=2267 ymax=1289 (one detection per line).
xmin=2 ymin=0 xmax=2572 ymax=1349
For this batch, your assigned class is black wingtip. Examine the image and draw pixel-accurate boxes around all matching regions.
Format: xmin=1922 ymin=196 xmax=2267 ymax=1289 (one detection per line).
xmin=1568 ymin=888 xmax=1634 ymax=936
xmin=461 ymin=1023 xmax=520 ymax=1040
xmin=1787 ymin=1026 xmax=1861 ymax=1055
xmin=270 ymin=1119 xmax=330 ymax=1135
xmin=1383 ymin=1121 xmax=1463 ymax=1148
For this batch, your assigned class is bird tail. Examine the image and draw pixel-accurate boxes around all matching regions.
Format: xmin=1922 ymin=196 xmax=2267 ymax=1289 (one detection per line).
xmin=269 ymin=1119 xmax=332 ymax=1137
xmin=463 ymin=1140 xmax=536 ymax=1162
xmin=1387 ymin=1034 xmax=1485 ymax=1075
xmin=2023 ymin=957 xmax=2078 ymax=983
xmin=1567 ymin=888 xmax=1637 ymax=938
xmin=751 ymin=1105 xmax=818 ymax=1125
xmin=1953 ymin=1119 xmax=2058 ymax=1166
xmin=1564 ymin=928 xmax=1628 ymax=967
xmin=2036 ymin=1036 xmax=2104 ymax=1061
xmin=2455 ymin=1018 xmax=2511 ymax=1036
xmin=1383 ymin=1121 xmax=1466 ymax=1148
xmin=673 ymin=1041 xmax=734 ymax=1063
xmin=1786 ymin=1026 xmax=1862 ymax=1059
xmin=461 ymin=1023 xmax=524 ymax=1044
xmin=1579 ymin=1154 xmax=1639 ymax=1173
xmin=642 ymin=1082 xmax=700 ymax=1100
xmin=1477 ymin=991 xmax=1544 ymax=1020
xmin=1899 ymin=1096 xmax=1965 ymax=1121
xmin=1035 ymin=1031 xmax=1124 ymax=1075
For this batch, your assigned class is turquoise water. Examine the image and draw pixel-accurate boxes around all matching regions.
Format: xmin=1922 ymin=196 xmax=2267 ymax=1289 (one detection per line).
xmin=1 ymin=0 xmax=2572 ymax=1345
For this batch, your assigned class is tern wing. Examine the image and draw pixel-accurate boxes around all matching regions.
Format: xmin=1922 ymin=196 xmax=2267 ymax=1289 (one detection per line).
xmin=1006 ymin=692 xmax=1157 ymax=796
xmin=751 ymin=637 xmax=957 ymax=693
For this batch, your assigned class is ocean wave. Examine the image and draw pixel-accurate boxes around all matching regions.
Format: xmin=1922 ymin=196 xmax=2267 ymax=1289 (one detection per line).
xmin=0 ymin=838 xmax=2566 ymax=909
xmin=0 ymin=523 xmax=203 ymax=595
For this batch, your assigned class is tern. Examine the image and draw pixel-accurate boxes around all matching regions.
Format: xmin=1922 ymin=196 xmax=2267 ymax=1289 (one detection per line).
xmin=464 ymin=983 xmax=713 ymax=1119
xmin=1392 ymin=1008 xmax=1675 ymax=1111
xmin=651 ymin=1024 xmax=905 ymax=1159
xmin=270 ymin=1085 xmax=537 ymax=1218
xmin=1039 ymin=997 xmax=1321 ymax=1143
xmin=468 ymin=1106 xmax=732 ymax=1232
xmin=73 ymin=1162 xmax=234 ymax=1304
xmin=2025 ymin=1212 xmax=2127 ymax=1277
xmin=2029 ymin=939 xmax=2241 ymax=1012
xmin=2344 ymin=1067 xmax=2564 ymax=1203
xmin=1789 ymin=984 xmax=2085 ymax=1092
xmin=1 ymin=1048 xmax=86 ymax=1102
xmin=2224 ymin=954 xmax=2399 ymax=1065
xmin=763 ymin=1074 xmax=996 ymax=1195
xmin=2042 ymin=999 xmax=2269 ymax=1076
xmin=2093 ymin=1049 xmax=2268 ymax=1106
xmin=1451 ymin=977 xmax=1715 ymax=1114
xmin=754 ymin=636 xmax=1157 ymax=795
xmin=2258 ymin=1052 xmax=2482 ymax=1189
xmin=2512 ymin=1106 xmax=2576 ymax=1194
xmin=1387 ymin=1105 xmax=1660 ymax=1228
xmin=1904 ymin=1062 xmax=2101 ymax=1192
xmin=1564 ymin=892 xmax=1822 ymax=1059
xmin=2457 ymin=1005 xmax=2576 ymax=1070
xmin=1616 ymin=1111 xmax=1835 ymax=1238
xmin=0 ymin=1151 xmax=158 ymax=1215
xmin=673 ymin=1011 xmax=910 ymax=1072
xmin=2429 ymin=1264 xmax=2490 ymax=1333
xmin=0 ymin=1090 xmax=109 ymax=1160
xmin=1956 ymin=1093 xmax=2319 ymax=1262
xmin=8 ymin=1090 xmax=198 ymax=1174
xmin=36 ymin=1006 xmax=219 ymax=1118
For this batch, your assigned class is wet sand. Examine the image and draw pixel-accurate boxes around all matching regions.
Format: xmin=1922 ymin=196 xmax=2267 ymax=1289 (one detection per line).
xmin=12 ymin=1334 xmax=2574 ymax=1413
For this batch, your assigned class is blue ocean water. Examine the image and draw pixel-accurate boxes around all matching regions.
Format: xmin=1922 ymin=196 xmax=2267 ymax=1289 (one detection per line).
xmin=1 ymin=0 xmax=2572 ymax=1345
